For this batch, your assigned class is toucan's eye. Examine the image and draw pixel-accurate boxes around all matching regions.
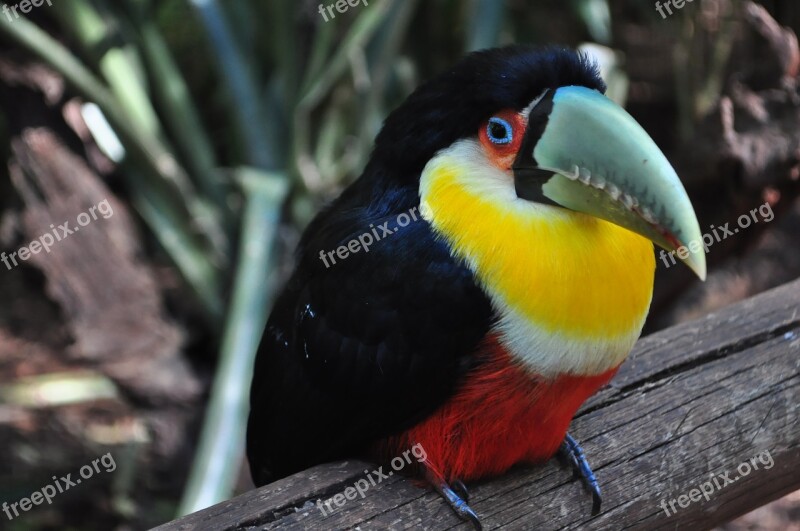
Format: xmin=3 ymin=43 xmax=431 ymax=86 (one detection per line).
xmin=479 ymin=110 xmax=525 ymax=169
xmin=486 ymin=117 xmax=513 ymax=145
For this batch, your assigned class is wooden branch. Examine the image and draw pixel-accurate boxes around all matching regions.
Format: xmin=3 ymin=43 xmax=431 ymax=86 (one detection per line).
xmin=157 ymin=279 xmax=800 ymax=530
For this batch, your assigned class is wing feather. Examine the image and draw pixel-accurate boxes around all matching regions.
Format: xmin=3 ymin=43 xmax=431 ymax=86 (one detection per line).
xmin=247 ymin=215 xmax=492 ymax=484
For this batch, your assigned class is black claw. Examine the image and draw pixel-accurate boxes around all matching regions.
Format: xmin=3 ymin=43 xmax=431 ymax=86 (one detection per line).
xmin=560 ymin=432 xmax=603 ymax=516
xmin=420 ymin=457 xmax=482 ymax=528
xmin=462 ymin=509 xmax=482 ymax=530
xmin=452 ymin=479 xmax=470 ymax=503
xmin=591 ymin=489 xmax=602 ymax=516
xmin=441 ymin=485 xmax=483 ymax=530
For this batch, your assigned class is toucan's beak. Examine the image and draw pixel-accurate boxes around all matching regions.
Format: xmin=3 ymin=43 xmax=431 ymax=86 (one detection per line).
xmin=513 ymin=86 xmax=706 ymax=280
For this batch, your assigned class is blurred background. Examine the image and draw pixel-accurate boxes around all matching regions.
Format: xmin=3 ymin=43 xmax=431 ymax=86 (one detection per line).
xmin=0 ymin=0 xmax=798 ymax=529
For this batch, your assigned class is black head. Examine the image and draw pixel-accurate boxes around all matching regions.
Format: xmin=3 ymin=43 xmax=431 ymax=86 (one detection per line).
xmin=371 ymin=45 xmax=606 ymax=176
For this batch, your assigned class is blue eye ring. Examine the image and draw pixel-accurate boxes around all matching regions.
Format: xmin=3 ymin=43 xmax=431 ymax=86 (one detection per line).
xmin=486 ymin=117 xmax=513 ymax=145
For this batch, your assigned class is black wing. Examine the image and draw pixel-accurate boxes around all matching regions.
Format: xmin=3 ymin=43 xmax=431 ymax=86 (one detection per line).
xmin=247 ymin=193 xmax=492 ymax=484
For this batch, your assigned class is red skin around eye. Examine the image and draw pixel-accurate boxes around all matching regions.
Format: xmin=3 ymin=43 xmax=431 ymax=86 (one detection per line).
xmin=478 ymin=109 xmax=526 ymax=171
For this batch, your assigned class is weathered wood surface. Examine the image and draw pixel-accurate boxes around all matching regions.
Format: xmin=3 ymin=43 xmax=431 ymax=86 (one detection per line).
xmin=157 ymin=279 xmax=800 ymax=531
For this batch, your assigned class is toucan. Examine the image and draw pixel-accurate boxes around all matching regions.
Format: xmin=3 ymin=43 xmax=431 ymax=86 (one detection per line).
xmin=246 ymin=45 xmax=705 ymax=528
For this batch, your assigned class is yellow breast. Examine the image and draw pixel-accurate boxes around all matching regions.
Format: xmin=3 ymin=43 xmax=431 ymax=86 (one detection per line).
xmin=419 ymin=140 xmax=655 ymax=376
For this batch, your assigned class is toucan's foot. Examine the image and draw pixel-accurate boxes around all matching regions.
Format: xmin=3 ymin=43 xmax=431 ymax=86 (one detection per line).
xmin=436 ymin=482 xmax=482 ymax=530
xmin=559 ymin=432 xmax=602 ymax=515
xmin=422 ymin=462 xmax=482 ymax=529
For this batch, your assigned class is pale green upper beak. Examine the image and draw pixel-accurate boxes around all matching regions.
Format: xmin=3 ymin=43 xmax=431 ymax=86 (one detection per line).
xmin=513 ymin=86 xmax=706 ymax=280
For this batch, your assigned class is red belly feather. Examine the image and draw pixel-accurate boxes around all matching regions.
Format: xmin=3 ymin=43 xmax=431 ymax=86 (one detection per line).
xmin=378 ymin=337 xmax=619 ymax=482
